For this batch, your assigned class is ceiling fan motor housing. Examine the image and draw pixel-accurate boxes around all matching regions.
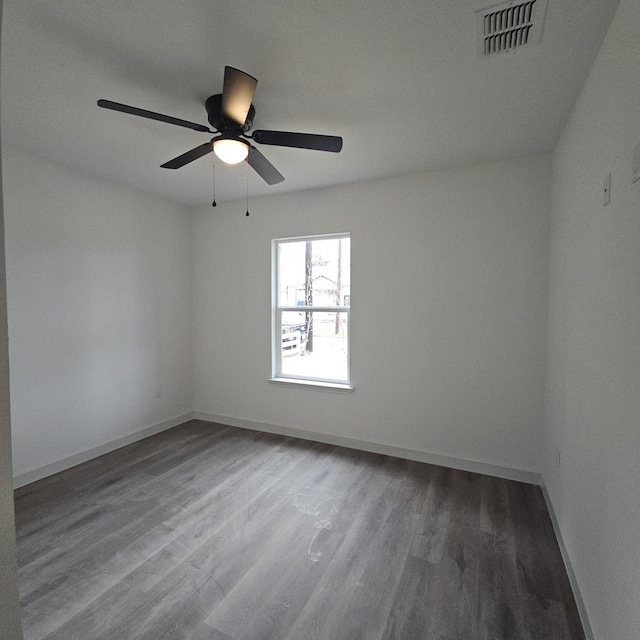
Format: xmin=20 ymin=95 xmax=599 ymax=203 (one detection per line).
xmin=205 ymin=94 xmax=255 ymax=133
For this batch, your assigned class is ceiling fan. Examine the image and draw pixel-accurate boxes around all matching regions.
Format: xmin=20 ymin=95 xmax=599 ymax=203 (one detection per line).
xmin=97 ymin=66 xmax=343 ymax=186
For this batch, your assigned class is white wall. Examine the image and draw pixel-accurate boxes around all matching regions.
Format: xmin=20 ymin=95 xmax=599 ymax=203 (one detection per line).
xmin=193 ymin=154 xmax=551 ymax=474
xmin=3 ymin=148 xmax=193 ymax=479
xmin=544 ymin=0 xmax=640 ymax=638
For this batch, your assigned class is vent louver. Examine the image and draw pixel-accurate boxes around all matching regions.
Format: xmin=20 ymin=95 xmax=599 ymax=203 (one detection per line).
xmin=477 ymin=0 xmax=548 ymax=58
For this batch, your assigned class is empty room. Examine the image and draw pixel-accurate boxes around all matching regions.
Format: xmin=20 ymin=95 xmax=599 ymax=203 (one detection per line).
xmin=0 ymin=0 xmax=638 ymax=639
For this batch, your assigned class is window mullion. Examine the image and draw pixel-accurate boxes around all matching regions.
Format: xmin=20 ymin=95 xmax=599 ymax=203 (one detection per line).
xmin=278 ymin=306 xmax=349 ymax=313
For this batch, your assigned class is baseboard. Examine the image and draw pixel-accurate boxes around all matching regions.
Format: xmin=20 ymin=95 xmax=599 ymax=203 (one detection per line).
xmin=193 ymin=412 xmax=542 ymax=485
xmin=13 ymin=412 xmax=195 ymax=488
xmin=13 ymin=410 xmax=541 ymax=487
xmin=541 ymin=483 xmax=595 ymax=640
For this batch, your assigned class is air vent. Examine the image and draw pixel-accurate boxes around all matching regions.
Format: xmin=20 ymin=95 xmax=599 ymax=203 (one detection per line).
xmin=476 ymin=0 xmax=548 ymax=58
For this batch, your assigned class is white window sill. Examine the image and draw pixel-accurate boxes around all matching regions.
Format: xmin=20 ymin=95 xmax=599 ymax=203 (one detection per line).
xmin=268 ymin=378 xmax=354 ymax=393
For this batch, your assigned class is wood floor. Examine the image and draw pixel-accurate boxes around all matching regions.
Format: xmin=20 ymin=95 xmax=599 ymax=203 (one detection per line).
xmin=14 ymin=420 xmax=585 ymax=640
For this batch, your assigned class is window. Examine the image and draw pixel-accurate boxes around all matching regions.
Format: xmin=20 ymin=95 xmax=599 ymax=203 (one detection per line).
xmin=272 ymin=233 xmax=351 ymax=387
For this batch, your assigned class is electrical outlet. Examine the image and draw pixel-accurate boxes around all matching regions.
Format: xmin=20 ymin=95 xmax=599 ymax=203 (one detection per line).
xmin=633 ymin=143 xmax=640 ymax=184
xmin=603 ymin=173 xmax=611 ymax=206
xmin=555 ymin=447 xmax=561 ymax=468
xmin=154 ymin=384 xmax=163 ymax=398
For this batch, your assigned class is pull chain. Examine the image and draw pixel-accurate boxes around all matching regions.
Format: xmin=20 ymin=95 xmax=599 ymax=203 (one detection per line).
xmin=245 ymin=160 xmax=250 ymax=217
xmin=211 ymin=150 xmax=217 ymax=208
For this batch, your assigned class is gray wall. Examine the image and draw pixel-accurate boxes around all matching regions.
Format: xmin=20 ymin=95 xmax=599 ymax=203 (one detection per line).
xmin=0 ymin=0 xmax=24 ymax=635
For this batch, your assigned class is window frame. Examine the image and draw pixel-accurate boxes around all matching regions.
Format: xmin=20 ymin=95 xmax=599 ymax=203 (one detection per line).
xmin=271 ymin=232 xmax=352 ymax=389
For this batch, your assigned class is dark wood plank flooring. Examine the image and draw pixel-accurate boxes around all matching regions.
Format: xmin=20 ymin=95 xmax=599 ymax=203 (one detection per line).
xmin=14 ymin=420 xmax=585 ymax=639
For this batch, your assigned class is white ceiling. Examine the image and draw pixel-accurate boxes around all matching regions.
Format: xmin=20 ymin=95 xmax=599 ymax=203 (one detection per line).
xmin=1 ymin=0 xmax=620 ymax=207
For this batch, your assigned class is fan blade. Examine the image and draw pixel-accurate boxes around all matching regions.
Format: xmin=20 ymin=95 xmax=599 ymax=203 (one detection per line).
xmin=252 ymin=130 xmax=342 ymax=153
xmin=247 ymin=146 xmax=284 ymax=185
xmin=98 ymin=99 xmax=213 ymax=133
xmin=161 ymin=142 xmax=213 ymax=169
xmin=221 ymin=67 xmax=257 ymax=126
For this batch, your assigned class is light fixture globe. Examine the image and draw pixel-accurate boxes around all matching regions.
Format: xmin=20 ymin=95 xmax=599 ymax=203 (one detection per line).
xmin=213 ymin=137 xmax=250 ymax=164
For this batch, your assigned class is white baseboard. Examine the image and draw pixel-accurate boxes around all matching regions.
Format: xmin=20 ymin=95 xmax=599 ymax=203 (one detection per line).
xmin=13 ymin=412 xmax=195 ymax=488
xmin=541 ymin=483 xmax=595 ymax=640
xmin=194 ymin=412 xmax=542 ymax=485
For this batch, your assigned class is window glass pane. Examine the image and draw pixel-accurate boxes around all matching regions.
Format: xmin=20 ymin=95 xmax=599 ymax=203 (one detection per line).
xmin=278 ymin=242 xmax=305 ymax=306
xmin=278 ymin=238 xmax=350 ymax=307
xmin=280 ymin=311 xmax=348 ymax=381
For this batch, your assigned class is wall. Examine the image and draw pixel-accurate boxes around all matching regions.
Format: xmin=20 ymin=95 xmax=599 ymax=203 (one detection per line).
xmin=0 ymin=0 xmax=25 ymax=636
xmin=3 ymin=148 xmax=193 ymax=480
xmin=544 ymin=0 xmax=640 ymax=638
xmin=544 ymin=0 xmax=640 ymax=640
xmin=193 ymin=154 xmax=551 ymax=475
